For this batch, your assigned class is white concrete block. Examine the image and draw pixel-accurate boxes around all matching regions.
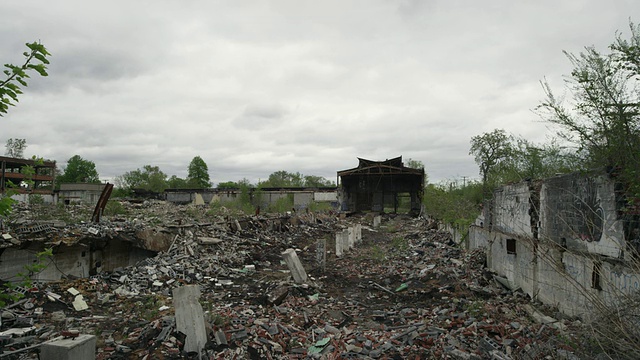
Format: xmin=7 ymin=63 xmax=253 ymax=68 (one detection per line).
xmin=281 ymin=248 xmax=308 ymax=283
xmin=173 ymin=285 xmax=207 ymax=356
xmin=41 ymin=334 xmax=96 ymax=360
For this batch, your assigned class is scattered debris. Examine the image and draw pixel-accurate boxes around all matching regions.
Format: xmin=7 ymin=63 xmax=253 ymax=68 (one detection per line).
xmin=0 ymin=202 xmax=581 ymax=358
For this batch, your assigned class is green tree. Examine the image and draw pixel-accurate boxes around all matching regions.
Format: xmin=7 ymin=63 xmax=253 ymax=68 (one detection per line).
xmin=405 ymin=158 xmax=424 ymax=169
xmin=167 ymin=175 xmax=188 ymax=189
xmin=5 ymin=138 xmax=26 ymax=158
xmin=187 ymin=156 xmax=211 ymax=188
xmin=115 ymin=165 xmax=168 ymax=193
xmin=57 ymin=155 xmax=100 ymax=184
xmin=217 ymin=181 xmax=239 ymax=189
xmin=611 ymin=22 xmax=640 ymax=78
xmin=496 ymin=138 xmax=578 ymax=182
xmin=469 ymin=129 xmax=514 ymax=191
xmin=423 ymin=180 xmax=484 ymax=236
xmin=404 ymin=158 xmax=428 ymax=184
xmin=537 ymin=22 xmax=640 ymax=197
xmin=303 ymin=175 xmax=334 ymax=187
xmin=262 ymin=171 xmax=304 ymax=187
xmin=1 ymin=42 xmax=50 ymax=116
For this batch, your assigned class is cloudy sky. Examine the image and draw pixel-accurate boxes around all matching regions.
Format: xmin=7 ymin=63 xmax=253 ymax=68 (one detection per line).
xmin=1 ymin=1 xmax=638 ymax=186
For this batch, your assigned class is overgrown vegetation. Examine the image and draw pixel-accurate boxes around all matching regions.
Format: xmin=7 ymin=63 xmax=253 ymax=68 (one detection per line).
xmin=423 ymin=180 xmax=483 ymax=235
xmin=104 ymin=200 xmax=127 ymax=216
xmin=267 ymin=194 xmax=294 ymax=213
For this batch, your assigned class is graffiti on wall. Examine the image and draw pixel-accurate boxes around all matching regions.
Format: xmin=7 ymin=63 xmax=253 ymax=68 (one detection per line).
xmin=546 ymin=176 xmax=604 ymax=242
xmin=609 ymin=270 xmax=640 ymax=294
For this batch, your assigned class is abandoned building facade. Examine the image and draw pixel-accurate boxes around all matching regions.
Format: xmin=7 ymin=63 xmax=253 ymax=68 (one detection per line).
xmin=469 ymin=169 xmax=640 ymax=318
xmin=337 ymin=157 xmax=425 ymax=214
xmin=0 ymin=156 xmax=56 ymax=202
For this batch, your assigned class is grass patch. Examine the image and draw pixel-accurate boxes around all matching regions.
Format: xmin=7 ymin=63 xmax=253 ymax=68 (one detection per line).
xmin=391 ymin=236 xmax=409 ymax=251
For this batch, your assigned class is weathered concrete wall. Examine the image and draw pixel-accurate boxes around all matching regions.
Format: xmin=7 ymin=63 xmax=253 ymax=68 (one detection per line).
xmin=314 ymin=192 xmax=337 ymax=202
xmin=166 ymin=192 xmax=192 ymax=204
xmin=58 ymin=183 xmax=106 ymax=205
xmin=10 ymin=193 xmax=56 ymax=204
xmin=492 ymin=182 xmax=533 ymax=237
xmin=212 ymin=192 xmax=237 ymax=204
xmin=0 ymin=244 xmax=87 ymax=281
xmin=540 ymin=173 xmax=624 ymax=258
xmin=0 ymin=238 xmax=157 ymax=283
xmin=470 ymin=171 xmax=638 ymax=320
xmin=293 ymin=192 xmax=313 ymax=210
xmin=468 ymin=224 xmax=490 ymax=249
xmin=168 ymin=189 xmax=338 ymax=208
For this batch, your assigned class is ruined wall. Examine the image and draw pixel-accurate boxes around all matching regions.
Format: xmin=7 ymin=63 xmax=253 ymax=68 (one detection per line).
xmin=293 ymin=192 xmax=313 ymax=210
xmin=0 ymin=243 xmax=92 ymax=281
xmin=166 ymin=192 xmax=192 ymax=204
xmin=468 ymin=224 xmax=490 ymax=249
xmin=470 ymin=171 xmax=638 ymax=319
xmin=0 ymin=238 xmax=157 ymax=283
xmin=540 ymin=173 xmax=624 ymax=258
xmin=483 ymin=231 xmax=537 ymax=298
xmin=10 ymin=193 xmax=56 ymax=204
xmin=492 ymin=183 xmax=533 ymax=237
xmin=314 ymin=192 xmax=337 ymax=202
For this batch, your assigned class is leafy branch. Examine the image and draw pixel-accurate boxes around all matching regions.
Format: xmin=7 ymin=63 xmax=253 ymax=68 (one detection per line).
xmin=0 ymin=41 xmax=50 ymax=116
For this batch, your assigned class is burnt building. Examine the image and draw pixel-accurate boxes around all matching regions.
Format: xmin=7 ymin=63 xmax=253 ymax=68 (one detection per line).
xmin=337 ymin=156 xmax=425 ymax=214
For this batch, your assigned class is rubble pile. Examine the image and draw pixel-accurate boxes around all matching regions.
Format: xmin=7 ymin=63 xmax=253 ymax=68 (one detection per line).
xmin=0 ymin=204 xmax=583 ymax=359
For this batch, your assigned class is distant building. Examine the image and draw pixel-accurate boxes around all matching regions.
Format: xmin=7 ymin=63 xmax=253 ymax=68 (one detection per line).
xmin=0 ymin=156 xmax=56 ymax=195
xmin=164 ymin=187 xmax=338 ymax=209
xmin=337 ymin=156 xmax=425 ymax=214
xmin=59 ymin=183 xmax=107 ymax=204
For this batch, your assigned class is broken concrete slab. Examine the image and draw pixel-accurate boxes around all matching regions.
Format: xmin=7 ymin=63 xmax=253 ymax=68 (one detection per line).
xmin=281 ymin=248 xmax=308 ymax=283
xmin=173 ymin=285 xmax=207 ymax=356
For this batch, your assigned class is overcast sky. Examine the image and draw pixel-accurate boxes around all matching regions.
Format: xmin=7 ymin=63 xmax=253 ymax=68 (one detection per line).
xmin=1 ymin=1 xmax=638 ymax=185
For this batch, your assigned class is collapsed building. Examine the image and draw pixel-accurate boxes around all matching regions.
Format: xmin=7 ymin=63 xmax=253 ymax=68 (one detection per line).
xmin=337 ymin=156 xmax=425 ymax=214
xmin=469 ymin=169 xmax=640 ymax=318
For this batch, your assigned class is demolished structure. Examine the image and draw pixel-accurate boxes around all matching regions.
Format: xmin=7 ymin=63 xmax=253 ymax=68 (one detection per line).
xmin=469 ymin=169 xmax=640 ymax=318
xmin=0 ymin=199 xmax=583 ymax=359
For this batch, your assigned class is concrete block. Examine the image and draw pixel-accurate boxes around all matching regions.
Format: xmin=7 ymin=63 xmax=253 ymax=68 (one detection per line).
xmin=336 ymin=230 xmax=349 ymax=257
xmin=355 ymin=224 xmax=362 ymax=243
xmin=316 ymin=238 xmax=326 ymax=270
xmin=281 ymin=248 xmax=308 ymax=283
xmin=41 ymin=334 xmax=96 ymax=360
xmin=173 ymin=285 xmax=207 ymax=355
xmin=342 ymin=229 xmax=350 ymax=252
xmin=336 ymin=232 xmax=344 ymax=257
xmin=373 ymin=216 xmax=381 ymax=228
xmin=348 ymin=227 xmax=355 ymax=249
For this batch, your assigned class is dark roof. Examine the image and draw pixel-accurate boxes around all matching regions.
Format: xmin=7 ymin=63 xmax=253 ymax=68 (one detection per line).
xmin=337 ymin=156 xmax=423 ymax=177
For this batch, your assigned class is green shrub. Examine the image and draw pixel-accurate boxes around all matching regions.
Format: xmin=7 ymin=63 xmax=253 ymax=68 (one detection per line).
xmin=104 ymin=200 xmax=127 ymax=216
xmin=268 ymin=195 xmax=294 ymax=213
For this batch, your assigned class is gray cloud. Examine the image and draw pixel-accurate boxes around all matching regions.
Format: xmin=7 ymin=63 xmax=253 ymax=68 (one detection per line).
xmin=1 ymin=0 xmax=638 ymax=186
